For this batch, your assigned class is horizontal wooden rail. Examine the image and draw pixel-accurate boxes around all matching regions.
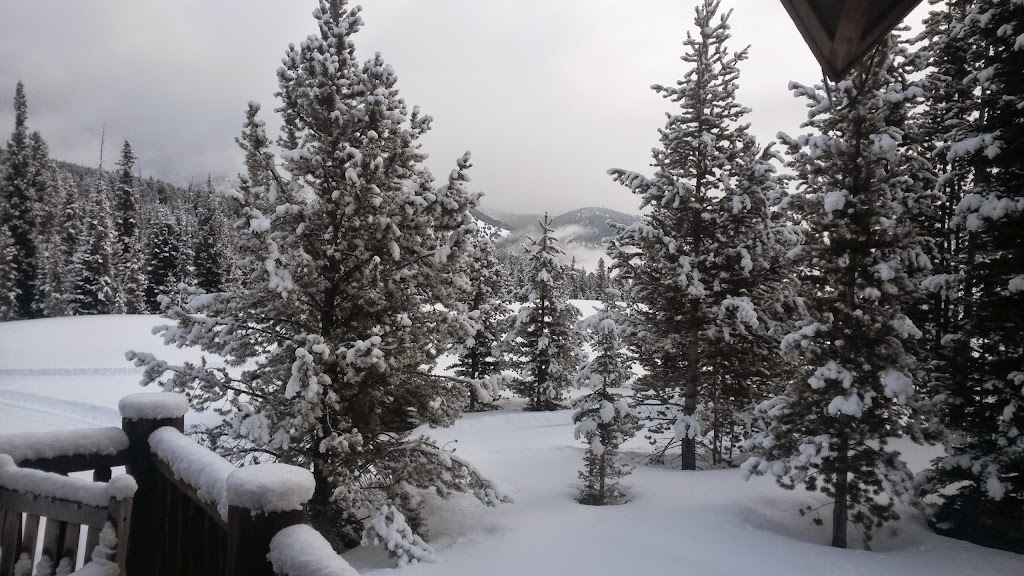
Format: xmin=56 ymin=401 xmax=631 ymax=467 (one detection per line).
xmin=0 ymin=467 xmax=134 ymax=575
xmin=0 ymin=489 xmax=111 ymax=529
xmin=14 ymin=452 xmax=128 ymax=476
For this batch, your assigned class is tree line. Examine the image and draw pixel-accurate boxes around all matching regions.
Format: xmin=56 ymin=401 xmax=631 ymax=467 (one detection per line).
xmin=0 ymin=88 xmax=235 ymax=321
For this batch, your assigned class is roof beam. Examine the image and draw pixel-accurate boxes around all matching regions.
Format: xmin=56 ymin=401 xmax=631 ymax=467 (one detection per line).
xmin=779 ymin=0 xmax=925 ymax=81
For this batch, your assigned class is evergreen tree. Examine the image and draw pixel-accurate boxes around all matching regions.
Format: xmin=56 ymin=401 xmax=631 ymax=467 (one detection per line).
xmin=572 ymin=287 xmax=637 ymax=505
xmin=39 ymin=237 xmax=69 ymax=317
xmin=595 ymin=257 xmax=608 ymax=295
xmin=129 ymin=1 xmax=506 ymax=559
xmin=112 ymin=140 xmax=146 ymax=313
xmin=452 ymin=230 xmax=508 ymax=411
xmin=192 ymin=177 xmax=231 ymax=294
xmin=118 ymin=234 xmax=147 ymax=314
xmin=915 ymin=0 xmax=1024 ymax=551
xmin=503 ymin=215 xmax=584 ymax=411
xmin=27 ymin=131 xmax=57 ymax=239
xmin=567 ymin=255 xmax=580 ymax=299
xmin=908 ymin=0 xmax=978 ymax=357
xmin=0 ymin=225 xmax=17 ymax=320
xmin=0 ymin=81 xmax=39 ymax=318
xmin=608 ymin=0 xmax=791 ymax=470
xmin=26 ymin=132 xmax=65 ymax=316
xmin=175 ymin=210 xmax=197 ymax=297
xmin=68 ymin=179 xmax=117 ymax=315
xmin=144 ymin=205 xmax=183 ymax=312
xmin=40 ymin=172 xmax=81 ymax=317
xmin=742 ymin=39 xmax=932 ymax=549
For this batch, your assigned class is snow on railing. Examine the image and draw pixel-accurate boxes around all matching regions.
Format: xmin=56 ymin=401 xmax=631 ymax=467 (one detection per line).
xmin=120 ymin=391 xmax=355 ymax=574
xmin=118 ymin=391 xmax=189 ymax=421
xmin=148 ymin=425 xmax=236 ymax=519
xmin=226 ymin=462 xmax=316 ymax=514
xmin=268 ymin=524 xmax=360 ymax=576
xmin=0 ymin=454 xmax=137 ymax=506
xmin=0 ymin=426 xmax=129 ymax=464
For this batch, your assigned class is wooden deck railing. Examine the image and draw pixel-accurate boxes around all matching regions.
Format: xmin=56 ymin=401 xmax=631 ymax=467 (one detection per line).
xmin=0 ymin=456 xmax=134 ymax=575
xmin=0 ymin=392 xmax=358 ymax=576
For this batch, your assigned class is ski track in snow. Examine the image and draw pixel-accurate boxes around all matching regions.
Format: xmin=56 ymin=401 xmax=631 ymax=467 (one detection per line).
xmin=0 ymin=388 xmax=120 ymax=432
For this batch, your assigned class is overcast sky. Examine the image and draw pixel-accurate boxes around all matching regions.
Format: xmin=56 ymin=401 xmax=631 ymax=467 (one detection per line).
xmin=0 ymin=1 xmax=932 ymax=216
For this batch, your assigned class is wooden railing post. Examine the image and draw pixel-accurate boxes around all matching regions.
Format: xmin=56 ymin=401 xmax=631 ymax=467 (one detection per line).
xmin=118 ymin=393 xmax=189 ymax=576
xmin=224 ymin=464 xmax=315 ymax=576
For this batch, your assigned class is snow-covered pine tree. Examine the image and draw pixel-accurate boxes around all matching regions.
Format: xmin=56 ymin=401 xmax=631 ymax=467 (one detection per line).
xmin=0 ymin=81 xmax=39 ymax=318
xmin=595 ymin=257 xmax=608 ymax=295
xmin=26 ymin=131 xmax=64 ymax=316
xmin=27 ymin=131 xmax=56 ymax=238
xmin=175 ymin=209 xmax=197 ymax=298
xmin=144 ymin=205 xmax=183 ymax=313
xmin=68 ymin=178 xmax=117 ymax=315
xmin=607 ymin=0 xmax=791 ymax=470
xmin=0 ymin=225 xmax=17 ymax=320
xmin=38 ymin=238 xmax=68 ymax=318
xmin=742 ymin=38 xmax=932 ymax=549
xmin=907 ymin=0 xmax=977 ymax=357
xmin=567 ymin=255 xmax=580 ymax=299
xmin=914 ymin=0 xmax=1024 ymax=551
xmin=233 ymin=102 xmax=273 ymax=212
xmin=503 ymin=214 xmax=583 ymax=411
xmin=192 ymin=177 xmax=231 ymax=294
xmin=111 ymin=140 xmax=146 ymax=314
xmin=704 ymin=138 xmax=802 ymax=467
xmin=40 ymin=172 xmax=81 ymax=317
xmin=452 ymin=229 xmax=508 ymax=411
xmin=572 ymin=287 xmax=637 ymax=505
xmin=128 ymin=1 xmax=506 ymax=559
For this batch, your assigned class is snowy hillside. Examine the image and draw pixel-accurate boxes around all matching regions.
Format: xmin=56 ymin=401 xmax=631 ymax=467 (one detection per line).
xmin=480 ymin=206 xmax=640 ymax=269
xmin=485 ymin=206 xmax=640 ymax=248
xmin=1 ymin=314 xmax=1022 ymax=576
xmin=469 ymin=208 xmax=512 ymax=241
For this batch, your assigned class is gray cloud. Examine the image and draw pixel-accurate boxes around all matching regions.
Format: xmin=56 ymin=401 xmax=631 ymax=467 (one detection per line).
xmin=0 ymin=1 xmax=931 ymax=214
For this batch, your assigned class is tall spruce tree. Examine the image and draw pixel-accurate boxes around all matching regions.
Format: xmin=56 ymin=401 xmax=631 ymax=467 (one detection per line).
xmin=111 ymin=140 xmax=146 ymax=313
xmin=572 ymin=287 xmax=637 ymax=505
xmin=595 ymin=257 xmax=608 ymax=295
xmin=144 ymin=205 xmax=183 ymax=312
xmin=607 ymin=0 xmax=791 ymax=470
xmin=129 ymin=1 xmax=506 ymax=560
xmin=742 ymin=39 xmax=932 ymax=549
xmin=26 ymin=132 xmax=63 ymax=316
xmin=915 ymin=0 xmax=1024 ymax=551
xmin=503 ymin=215 xmax=584 ymax=411
xmin=908 ymin=0 xmax=978 ymax=357
xmin=452 ymin=230 xmax=508 ymax=411
xmin=1 ymin=81 xmax=39 ymax=318
xmin=68 ymin=178 xmax=117 ymax=315
xmin=192 ymin=177 xmax=231 ymax=294
xmin=40 ymin=172 xmax=81 ymax=317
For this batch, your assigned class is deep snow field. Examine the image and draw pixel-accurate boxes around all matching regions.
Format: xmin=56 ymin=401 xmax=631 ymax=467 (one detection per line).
xmin=1 ymin=310 xmax=1022 ymax=576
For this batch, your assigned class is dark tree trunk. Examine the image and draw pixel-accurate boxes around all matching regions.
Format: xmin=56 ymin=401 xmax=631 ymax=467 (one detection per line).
xmin=681 ymin=304 xmax=700 ymax=471
xmin=832 ymin=437 xmax=849 ymax=548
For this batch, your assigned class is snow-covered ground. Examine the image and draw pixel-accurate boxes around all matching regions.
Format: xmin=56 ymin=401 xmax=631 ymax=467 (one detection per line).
xmin=0 ymin=315 xmax=198 ymax=432
xmin=1 ymin=313 xmax=1022 ymax=576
